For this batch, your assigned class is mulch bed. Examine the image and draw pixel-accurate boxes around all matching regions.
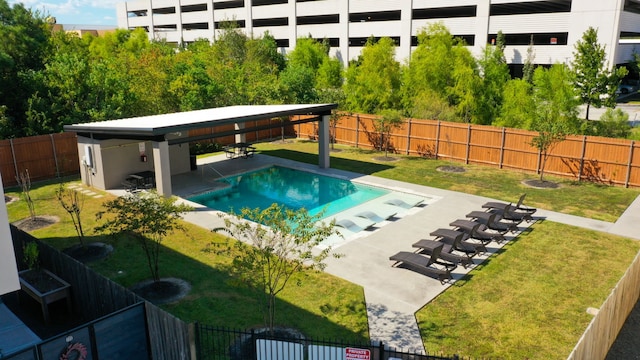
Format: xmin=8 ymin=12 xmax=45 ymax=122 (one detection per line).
xmin=436 ymin=165 xmax=466 ymax=173
xmin=63 ymin=242 xmax=113 ymax=263
xmin=12 ymin=216 xmax=60 ymax=232
xmin=373 ymin=156 xmax=399 ymax=162
xmin=130 ymin=278 xmax=191 ymax=305
xmin=522 ymin=179 xmax=560 ymax=189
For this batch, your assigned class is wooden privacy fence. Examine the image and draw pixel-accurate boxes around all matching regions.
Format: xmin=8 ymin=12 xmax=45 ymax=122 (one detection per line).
xmin=567 ymin=250 xmax=640 ymax=360
xmin=0 ymin=132 xmax=80 ymax=187
xmin=297 ymin=113 xmax=640 ymax=188
xmin=3 ymin=115 xmax=640 ymax=188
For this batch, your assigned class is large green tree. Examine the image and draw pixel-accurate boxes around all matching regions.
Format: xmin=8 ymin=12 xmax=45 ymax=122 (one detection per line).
xmin=571 ymin=27 xmax=627 ymax=120
xmin=0 ymin=0 xmax=51 ymax=138
xmin=344 ymin=37 xmax=401 ymax=114
xmin=495 ymin=79 xmax=535 ymax=129
xmin=401 ymin=23 xmax=479 ymax=122
xmin=476 ymin=32 xmax=510 ymax=125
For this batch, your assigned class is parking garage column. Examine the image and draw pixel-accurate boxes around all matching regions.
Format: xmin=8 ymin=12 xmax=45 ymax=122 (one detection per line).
xmin=153 ymin=140 xmax=172 ymax=197
xmin=318 ymin=114 xmax=330 ymax=168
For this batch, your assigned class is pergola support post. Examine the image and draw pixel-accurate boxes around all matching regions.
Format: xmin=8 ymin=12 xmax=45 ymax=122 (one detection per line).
xmin=318 ymin=114 xmax=330 ymax=168
xmin=153 ymin=140 xmax=172 ymax=197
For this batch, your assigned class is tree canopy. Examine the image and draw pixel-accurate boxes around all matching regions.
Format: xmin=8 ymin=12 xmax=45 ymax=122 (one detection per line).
xmin=1 ymin=11 xmax=639 ymax=141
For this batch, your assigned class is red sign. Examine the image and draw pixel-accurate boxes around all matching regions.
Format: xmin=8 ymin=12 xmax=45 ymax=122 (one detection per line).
xmin=345 ymin=347 xmax=371 ymax=360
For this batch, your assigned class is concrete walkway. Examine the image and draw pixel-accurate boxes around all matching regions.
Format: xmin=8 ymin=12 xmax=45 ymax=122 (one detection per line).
xmin=172 ymin=154 xmax=640 ymax=354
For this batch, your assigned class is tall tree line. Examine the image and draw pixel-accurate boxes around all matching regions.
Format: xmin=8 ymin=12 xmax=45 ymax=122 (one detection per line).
xmin=0 ymin=0 xmax=634 ymax=140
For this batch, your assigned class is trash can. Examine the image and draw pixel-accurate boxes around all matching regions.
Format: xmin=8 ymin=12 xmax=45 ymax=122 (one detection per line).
xmin=190 ymin=155 xmax=197 ymax=171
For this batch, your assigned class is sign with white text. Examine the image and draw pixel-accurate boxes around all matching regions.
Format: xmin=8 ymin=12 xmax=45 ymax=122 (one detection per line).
xmin=345 ymin=347 xmax=370 ymax=360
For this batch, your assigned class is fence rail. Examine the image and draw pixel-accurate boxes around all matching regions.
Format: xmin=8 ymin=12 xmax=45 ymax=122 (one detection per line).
xmin=297 ymin=114 xmax=640 ymax=188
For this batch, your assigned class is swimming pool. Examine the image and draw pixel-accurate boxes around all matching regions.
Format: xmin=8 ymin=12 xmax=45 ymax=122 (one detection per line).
xmin=187 ymin=166 xmax=389 ymax=219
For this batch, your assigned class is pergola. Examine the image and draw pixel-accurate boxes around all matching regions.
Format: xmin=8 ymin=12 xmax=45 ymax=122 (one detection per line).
xmin=64 ymin=104 xmax=337 ymax=196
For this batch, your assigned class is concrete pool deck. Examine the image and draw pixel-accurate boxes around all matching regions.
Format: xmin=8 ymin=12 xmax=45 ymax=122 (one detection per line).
xmin=170 ymin=153 xmax=640 ymax=354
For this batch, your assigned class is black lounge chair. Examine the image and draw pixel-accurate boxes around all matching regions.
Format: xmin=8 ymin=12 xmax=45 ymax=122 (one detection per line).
xmin=485 ymin=202 xmax=534 ymax=223
xmin=430 ymin=228 xmax=486 ymax=254
xmin=450 ymin=219 xmax=506 ymax=244
xmin=482 ymin=194 xmax=537 ymax=215
xmin=466 ymin=211 xmax=519 ymax=233
xmin=412 ymin=238 xmax=473 ymax=268
xmin=389 ymin=247 xmax=455 ymax=284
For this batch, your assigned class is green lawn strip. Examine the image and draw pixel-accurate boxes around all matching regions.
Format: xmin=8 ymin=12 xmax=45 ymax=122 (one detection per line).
xmin=416 ymin=221 xmax=640 ymax=359
xmin=5 ymin=182 xmax=369 ymax=341
xmin=253 ymin=141 xmax=640 ymax=222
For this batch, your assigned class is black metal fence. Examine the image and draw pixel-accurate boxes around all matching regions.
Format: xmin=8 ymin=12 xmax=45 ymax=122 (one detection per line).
xmin=5 ymin=303 xmax=150 ymax=360
xmin=195 ymin=324 xmax=461 ymax=360
xmin=9 ymin=226 xmax=193 ymax=360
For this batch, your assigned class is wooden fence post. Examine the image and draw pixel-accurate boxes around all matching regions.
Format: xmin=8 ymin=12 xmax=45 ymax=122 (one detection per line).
xmin=356 ymin=114 xmax=360 ymax=148
xmin=435 ymin=121 xmax=441 ymax=160
xmin=465 ymin=124 xmax=471 ymax=164
xmin=405 ymin=118 xmax=412 ymax=155
xmin=578 ymin=136 xmax=587 ymax=182
xmin=9 ymin=138 xmax=19 ymax=179
xmin=626 ymin=140 xmax=635 ymax=188
xmin=50 ymin=134 xmax=60 ymax=178
xmin=499 ymin=127 xmax=506 ymax=169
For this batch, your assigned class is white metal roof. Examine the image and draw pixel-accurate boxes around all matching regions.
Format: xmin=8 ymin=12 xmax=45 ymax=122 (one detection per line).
xmin=64 ymin=104 xmax=336 ymax=137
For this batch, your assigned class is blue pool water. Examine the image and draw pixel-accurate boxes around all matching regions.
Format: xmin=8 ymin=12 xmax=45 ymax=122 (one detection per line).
xmin=187 ymin=166 xmax=389 ymax=219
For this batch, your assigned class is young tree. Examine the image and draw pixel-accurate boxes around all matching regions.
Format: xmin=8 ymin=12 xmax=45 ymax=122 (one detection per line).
xmin=214 ymin=204 xmax=339 ymax=333
xmin=376 ymin=109 xmax=404 ymax=157
xmin=530 ymin=64 xmax=580 ymax=181
xmin=96 ymin=192 xmax=193 ymax=282
xmin=16 ymin=170 xmax=36 ymax=221
xmin=56 ymin=184 xmax=86 ymax=247
xmin=571 ymin=27 xmax=628 ymax=120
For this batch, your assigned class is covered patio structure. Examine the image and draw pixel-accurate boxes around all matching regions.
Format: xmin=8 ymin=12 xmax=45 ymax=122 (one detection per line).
xmin=63 ymin=104 xmax=337 ymax=196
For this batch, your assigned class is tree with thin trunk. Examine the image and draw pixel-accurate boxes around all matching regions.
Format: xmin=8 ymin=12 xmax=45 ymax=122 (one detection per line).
xmin=213 ymin=203 xmax=339 ymax=333
xmin=56 ymin=183 xmax=86 ymax=247
xmin=16 ymin=170 xmax=36 ymax=221
xmin=375 ymin=109 xmax=404 ymax=158
xmin=96 ymin=191 xmax=192 ymax=282
xmin=570 ymin=27 xmax=627 ymax=120
xmin=529 ymin=64 xmax=580 ymax=182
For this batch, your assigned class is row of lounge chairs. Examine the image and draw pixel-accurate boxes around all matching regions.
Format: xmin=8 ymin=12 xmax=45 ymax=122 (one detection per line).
xmin=389 ymin=194 xmax=537 ymax=284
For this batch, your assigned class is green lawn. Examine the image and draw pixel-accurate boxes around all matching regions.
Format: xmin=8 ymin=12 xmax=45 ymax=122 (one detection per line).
xmin=6 ymin=139 xmax=640 ymax=359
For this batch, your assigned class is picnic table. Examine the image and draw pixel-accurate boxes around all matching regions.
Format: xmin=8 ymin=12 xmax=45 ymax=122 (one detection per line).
xmin=122 ymin=170 xmax=155 ymax=191
xmin=223 ymin=143 xmax=256 ymax=159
